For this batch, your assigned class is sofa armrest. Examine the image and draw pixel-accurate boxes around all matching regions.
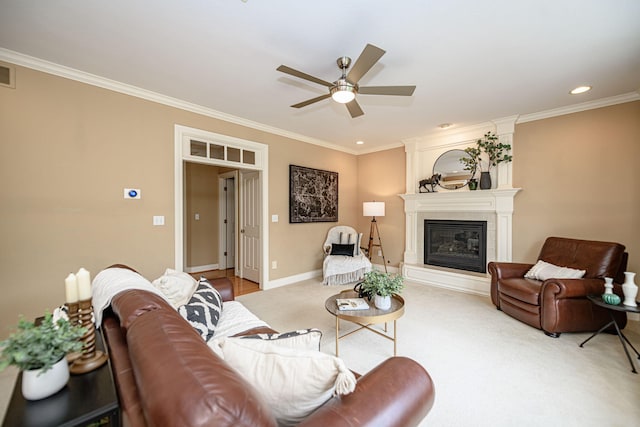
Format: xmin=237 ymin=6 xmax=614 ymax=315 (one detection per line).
xmin=207 ymin=277 xmax=235 ymax=301
xmin=488 ymin=262 xmax=533 ymax=280
xmin=488 ymin=262 xmax=534 ymax=307
xmin=298 ymin=357 xmax=434 ymax=427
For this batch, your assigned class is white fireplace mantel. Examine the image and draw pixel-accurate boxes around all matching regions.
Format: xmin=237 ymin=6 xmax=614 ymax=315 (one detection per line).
xmin=401 ymin=188 xmax=520 ymax=262
xmin=400 ymin=188 xmax=521 ymax=296
xmin=400 ymin=118 xmax=520 ymax=296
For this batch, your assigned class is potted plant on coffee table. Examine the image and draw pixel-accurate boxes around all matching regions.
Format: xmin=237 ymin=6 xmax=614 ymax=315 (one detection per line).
xmin=0 ymin=312 xmax=86 ymax=400
xmin=360 ymin=270 xmax=405 ymax=310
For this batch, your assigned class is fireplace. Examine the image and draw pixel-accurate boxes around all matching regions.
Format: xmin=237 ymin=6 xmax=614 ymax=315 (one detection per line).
xmin=424 ymin=220 xmax=487 ymax=273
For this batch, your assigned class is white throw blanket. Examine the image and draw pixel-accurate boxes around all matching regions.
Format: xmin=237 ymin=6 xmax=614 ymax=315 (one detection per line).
xmin=211 ymin=301 xmax=270 ymax=340
xmin=92 ymin=267 xmax=167 ymax=326
xmin=322 ymin=254 xmax=372 ymax=285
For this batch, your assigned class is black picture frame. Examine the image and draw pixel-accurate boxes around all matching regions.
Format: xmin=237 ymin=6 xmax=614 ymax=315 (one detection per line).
xmin=289 ymin=165 xmax=338 ymax=223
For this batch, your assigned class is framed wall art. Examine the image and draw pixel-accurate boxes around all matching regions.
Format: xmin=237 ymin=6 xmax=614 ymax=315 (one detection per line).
xmin=289 ymin=164 xmax=338 ymax=223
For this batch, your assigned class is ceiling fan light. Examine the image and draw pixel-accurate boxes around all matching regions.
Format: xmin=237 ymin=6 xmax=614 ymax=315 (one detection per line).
xmin=331 ymin=82 xmax=356 ymax=104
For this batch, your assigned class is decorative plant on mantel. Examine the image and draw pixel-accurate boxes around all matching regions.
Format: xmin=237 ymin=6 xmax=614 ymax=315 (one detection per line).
xmin=476 ymin=132 xmax=512 ymax=171
xmin=460 ymin=132 xmax=512 ymax=189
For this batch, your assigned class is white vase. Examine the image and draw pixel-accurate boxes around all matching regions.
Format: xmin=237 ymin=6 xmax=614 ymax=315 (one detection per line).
xmin=603 ymin=277 xmax=614 ymax=295
xmin=374 ymin=294 xmax=391 ymax=310
xmin=22 ymin=357 xmax=69 ymax=400
xmin=621 ymin=272 xmax=638 ymax=307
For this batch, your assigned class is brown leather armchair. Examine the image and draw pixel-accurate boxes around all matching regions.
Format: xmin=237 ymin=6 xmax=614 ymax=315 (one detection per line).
xmin=488 ymin=237 xmax=628 ymax=337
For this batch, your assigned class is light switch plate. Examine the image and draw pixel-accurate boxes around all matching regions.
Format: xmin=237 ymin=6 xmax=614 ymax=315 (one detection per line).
xmin=153 ymin=216 xmax=165 ymax=226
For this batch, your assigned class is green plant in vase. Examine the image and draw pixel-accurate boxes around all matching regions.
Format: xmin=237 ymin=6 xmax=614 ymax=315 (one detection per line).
xmin=474 ymin=132 xmax=512 ymax=189
xmin=460 ymin=146 xmax=480 ymax=190
xmin=360 ymin=270 xmax=404 ymax=310
xmin=1 ymin=312 xmax=86 ymax=400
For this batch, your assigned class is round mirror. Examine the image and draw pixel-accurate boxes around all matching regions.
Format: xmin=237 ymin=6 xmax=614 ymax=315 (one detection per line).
xmin=433 ymin=149 xmax=475 ymax=190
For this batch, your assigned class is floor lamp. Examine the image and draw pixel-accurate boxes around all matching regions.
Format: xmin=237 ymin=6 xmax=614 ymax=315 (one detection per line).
xmin=363 ymin=201 xmax=387 ymax=273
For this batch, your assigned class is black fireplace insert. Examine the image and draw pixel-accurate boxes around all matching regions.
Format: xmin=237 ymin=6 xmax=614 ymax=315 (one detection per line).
xmin=424 ymin=219 xmax=487 ymax=273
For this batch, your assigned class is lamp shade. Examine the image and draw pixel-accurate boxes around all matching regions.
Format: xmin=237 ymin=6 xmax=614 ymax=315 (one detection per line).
xmin=363 ymin=201 xmax=385 ymax=217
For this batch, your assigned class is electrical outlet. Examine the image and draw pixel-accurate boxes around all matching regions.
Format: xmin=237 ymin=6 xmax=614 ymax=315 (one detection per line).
xmin=272 ymin=261 xmax=277 ymax=269
xmin=377 ymin=250 xmax=382 ymax=257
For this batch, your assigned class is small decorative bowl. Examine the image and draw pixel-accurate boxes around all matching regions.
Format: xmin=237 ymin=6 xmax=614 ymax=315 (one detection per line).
xmin=602 ymin=293 xmax=621 ymax=305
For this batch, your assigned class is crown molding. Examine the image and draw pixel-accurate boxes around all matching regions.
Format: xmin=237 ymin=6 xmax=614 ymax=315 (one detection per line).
xmin=517 ymin=91 xmax=640 ymax=124
xmin=0 ymin=48 xmax=359 ymax=156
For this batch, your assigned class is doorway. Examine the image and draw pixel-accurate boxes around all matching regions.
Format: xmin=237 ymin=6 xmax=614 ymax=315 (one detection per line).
xmin=174 ymin=125 xmax=269 ymax=288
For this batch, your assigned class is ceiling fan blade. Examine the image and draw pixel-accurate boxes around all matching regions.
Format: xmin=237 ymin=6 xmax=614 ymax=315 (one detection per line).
xmin=345 ymin=99 xmax=364 ymax=118
xmin=346 ymin=44 xmax=385 ymax=84
xmin=277 ymin=65 xmax=333 ymax=88
xmin=358 ymin=85 xmax=416 ymax=96
xmin=291 ymin=93 xmax=331 ymax=108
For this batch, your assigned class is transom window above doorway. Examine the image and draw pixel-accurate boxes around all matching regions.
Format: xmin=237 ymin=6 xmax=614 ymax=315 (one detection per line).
xmin=189 ymin=139 xmax=256 ymax=165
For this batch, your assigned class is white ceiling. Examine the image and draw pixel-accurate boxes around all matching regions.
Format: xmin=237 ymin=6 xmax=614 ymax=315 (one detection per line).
xmin=1 ymin=0 xmax=639 ymax=153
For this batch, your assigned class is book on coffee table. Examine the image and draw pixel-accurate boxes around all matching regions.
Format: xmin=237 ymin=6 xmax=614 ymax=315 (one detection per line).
xmin=336 ymin=298 xmax=370 ymax=310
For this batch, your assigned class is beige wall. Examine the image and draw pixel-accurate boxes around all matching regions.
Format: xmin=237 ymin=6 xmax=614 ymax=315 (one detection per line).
xmin=269 ymin=142 xmax=359 ymax=278
xmin=513 ymin=101 xmax=640 ymax=272
xmin=185 ymin=163 xmax=220 ymax=267
xmin=0 ymin=64 xmax=357 ymax=337
xmin=357 ymin=147 xmax=406 ymax=268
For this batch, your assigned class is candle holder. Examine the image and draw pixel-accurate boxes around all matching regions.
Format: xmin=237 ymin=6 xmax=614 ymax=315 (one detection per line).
xmin=70 ymin=299 xmax=108 ymax=374
xmin=65 ymin=302 xmax=82 ymax=364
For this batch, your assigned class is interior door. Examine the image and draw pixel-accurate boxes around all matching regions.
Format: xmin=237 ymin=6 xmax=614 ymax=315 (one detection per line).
xmin=240 ymin=171 xmax=260 ymax=282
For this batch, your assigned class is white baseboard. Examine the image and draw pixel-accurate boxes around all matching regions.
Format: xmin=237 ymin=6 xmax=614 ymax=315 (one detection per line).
xmin=265 ymin=269 xmax=323 ymax=290
xmin=184 ymin=264 xmax=219 ymax=273
xmin=372 ymin=264 xmax=400 ymax=274
xmin=403 ymin=264 xmax=490 ymax=297
xmin=264 ymin=265 xmax=401 ymax=290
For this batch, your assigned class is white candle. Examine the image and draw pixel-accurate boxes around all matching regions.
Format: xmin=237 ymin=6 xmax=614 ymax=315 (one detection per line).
xmin=77 ymin=268 xmax=92 ymax=300
xmin=65 ymin=273 xmax=78 ymax=303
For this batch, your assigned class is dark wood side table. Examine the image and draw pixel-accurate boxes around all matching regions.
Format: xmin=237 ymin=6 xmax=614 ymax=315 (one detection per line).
xmin=2 ymin=327 xmax=120 ymax=427
xmin=579 ymin=295 xmax=640 ymax=373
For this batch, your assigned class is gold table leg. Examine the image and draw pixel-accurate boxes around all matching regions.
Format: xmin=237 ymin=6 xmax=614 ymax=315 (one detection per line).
xmin=335 ymin=316 xmax=340 ymax=356
xmin=393 ymin=319 xmax=397 ymax=356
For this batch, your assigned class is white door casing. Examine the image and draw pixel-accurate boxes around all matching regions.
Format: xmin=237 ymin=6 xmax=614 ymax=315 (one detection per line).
xmin=218 ymin=172 xmax=237 ymax=271
xmin=174 ymin=125 xmax=268 ymax=287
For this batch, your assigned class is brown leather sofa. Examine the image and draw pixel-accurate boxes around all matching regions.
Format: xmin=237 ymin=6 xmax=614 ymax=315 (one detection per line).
xmin=488 ymin=237 xmax=628 ymax=337
xmin=100 ymin=267 xmax=435 ymax=427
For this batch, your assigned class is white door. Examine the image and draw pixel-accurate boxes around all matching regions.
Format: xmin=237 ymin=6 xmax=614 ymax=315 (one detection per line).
xmin=240 ymin=171 xmax=260 ymax=282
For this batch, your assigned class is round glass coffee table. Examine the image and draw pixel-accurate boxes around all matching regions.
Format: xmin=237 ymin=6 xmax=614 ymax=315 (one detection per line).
xmin=325 ymin=289 xmax=405 ymax=356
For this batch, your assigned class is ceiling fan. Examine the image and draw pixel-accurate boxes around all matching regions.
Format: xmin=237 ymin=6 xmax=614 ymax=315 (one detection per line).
xmin=277 ymin=43 xmax=416 ymax=118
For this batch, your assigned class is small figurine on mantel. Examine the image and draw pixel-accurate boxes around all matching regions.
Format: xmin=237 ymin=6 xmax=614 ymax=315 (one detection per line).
xmin=419 ymin=174 xmax=441 ymax=193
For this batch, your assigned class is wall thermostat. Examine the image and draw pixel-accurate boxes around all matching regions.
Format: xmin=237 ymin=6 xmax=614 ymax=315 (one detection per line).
xmin=124 ymin=188 xmax=141 ymax=199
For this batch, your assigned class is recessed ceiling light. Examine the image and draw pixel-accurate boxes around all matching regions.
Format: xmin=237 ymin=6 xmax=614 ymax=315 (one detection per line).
xmin=570 ymin=85 xmax=592 ymax=95
xmin=356 ymin=140 xmax=364 ymax=145
xmin=438 ymin=123 xmax=453 ymax=129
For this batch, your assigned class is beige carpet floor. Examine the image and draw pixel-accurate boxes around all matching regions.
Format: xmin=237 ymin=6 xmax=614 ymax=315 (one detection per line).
xmin=237 ymin=278 xmax=640 ymax=427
